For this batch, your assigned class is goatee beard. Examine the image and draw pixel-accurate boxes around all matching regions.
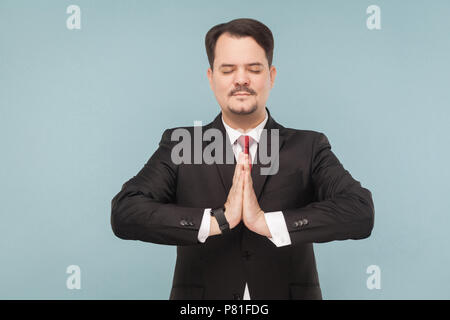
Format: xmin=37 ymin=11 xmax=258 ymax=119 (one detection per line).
xmin=228 ymin=104 xmax=258 ymax=115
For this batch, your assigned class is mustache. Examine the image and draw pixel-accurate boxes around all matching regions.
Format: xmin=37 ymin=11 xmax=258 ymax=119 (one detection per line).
xmin=229 ymin=86 xmax=256 ymax=96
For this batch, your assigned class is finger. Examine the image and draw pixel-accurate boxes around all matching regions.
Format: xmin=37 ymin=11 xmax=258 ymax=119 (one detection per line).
xmin=237 ymin=161 xmax=245 ymax=191
xmin=232 ymin=164 xmax=239 ymax=187
xmin=239 ymin=151 xmax=246 ymax=165
xmin=244 ymin=165 xmax=250 ymax=189
xmin=233 ymin=153 xmax=241 ymax=180
xmin=243 ymin=157 xmax=252 ymax=191
xmin=232 ymin=153 xmax=244 ymax=185
xmin=246 ymin=156 xmax=252 ymax=184
xmin=232 ymin=156 xmax=245 ymax=198
xmin=234 ymin=153 xmax=244 ymax=184
xmin=242 ymin=162 xmax=248 ymax=188
xmin=244 ymin=154 xmax=250 ymax=173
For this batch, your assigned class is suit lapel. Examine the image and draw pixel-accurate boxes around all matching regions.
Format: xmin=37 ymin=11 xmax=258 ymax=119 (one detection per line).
xmin=251 ymin=122 xmax=285 ymax=201
xmin=204 ymin=107 xmax=285 ymax=201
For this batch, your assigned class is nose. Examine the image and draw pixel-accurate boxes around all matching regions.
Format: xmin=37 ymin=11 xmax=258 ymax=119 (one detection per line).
xmin=233 ymin=68 xmax=250 ymax=87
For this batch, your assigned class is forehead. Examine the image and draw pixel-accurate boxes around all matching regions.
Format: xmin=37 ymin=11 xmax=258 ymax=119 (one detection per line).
xmin=214 ymin=33 xmax=267 ymax=66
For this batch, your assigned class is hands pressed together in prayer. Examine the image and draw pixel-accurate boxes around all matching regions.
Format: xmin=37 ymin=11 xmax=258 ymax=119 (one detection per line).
xmin=211 ymin=152 xmax=271 ymax=237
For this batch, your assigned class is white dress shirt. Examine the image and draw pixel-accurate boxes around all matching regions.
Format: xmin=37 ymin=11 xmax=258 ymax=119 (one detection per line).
xmin=197 ymin=109 xmax=292 ymax=300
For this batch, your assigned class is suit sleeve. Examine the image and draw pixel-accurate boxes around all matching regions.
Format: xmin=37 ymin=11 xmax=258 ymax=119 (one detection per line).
xmin=283 ymin=132 xmax=375 ymax=245
xmin=110 ymin=128 xmax=205 ymax=246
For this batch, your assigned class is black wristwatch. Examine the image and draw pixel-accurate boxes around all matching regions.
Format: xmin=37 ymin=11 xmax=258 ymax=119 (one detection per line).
xmin=211 ymin=206 xmax=230 ymax=234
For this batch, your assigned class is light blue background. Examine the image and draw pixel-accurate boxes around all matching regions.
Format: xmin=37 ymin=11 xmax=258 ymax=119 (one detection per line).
xmin=1 ymin=0 xmax=449 ymax=299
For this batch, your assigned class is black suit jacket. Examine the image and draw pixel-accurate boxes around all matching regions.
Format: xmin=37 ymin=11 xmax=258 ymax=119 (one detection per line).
xmin=111 ymin=107 xmax=374 ymax=300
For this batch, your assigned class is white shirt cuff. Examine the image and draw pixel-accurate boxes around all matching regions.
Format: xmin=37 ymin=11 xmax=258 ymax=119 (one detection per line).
xmin=265 ymin=211 xmax=292 ymax=247
xmin=197 ymin=208 xmax=211 ymax=243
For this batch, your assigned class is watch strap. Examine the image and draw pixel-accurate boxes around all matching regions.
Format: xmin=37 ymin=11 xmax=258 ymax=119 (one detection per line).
xmin=211 ymin=206 xmax=230 ymax=234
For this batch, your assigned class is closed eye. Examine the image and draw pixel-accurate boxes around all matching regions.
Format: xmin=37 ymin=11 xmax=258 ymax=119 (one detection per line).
xmin=222 ymin=70 xmax=261 ymax=74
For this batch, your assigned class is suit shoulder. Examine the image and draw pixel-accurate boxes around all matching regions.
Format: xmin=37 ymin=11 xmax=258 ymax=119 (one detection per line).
xmin=161 ymin=125 xmax=193 ymax=133
xmin=281 ymin=128 xmax=326 ymax=142
xmin=160 ymin=125 xmax=196 ymax=139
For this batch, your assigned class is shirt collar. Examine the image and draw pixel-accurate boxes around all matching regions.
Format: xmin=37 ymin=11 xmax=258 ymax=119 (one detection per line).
xmin=221 ymin=109 xmax=268 ymax=145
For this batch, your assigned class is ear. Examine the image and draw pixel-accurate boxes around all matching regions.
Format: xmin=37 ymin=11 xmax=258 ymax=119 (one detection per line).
xmin=269 ymin=65 xmax=277 ymax=89
xmin=207 ymin=67 xmax=213 ymax=91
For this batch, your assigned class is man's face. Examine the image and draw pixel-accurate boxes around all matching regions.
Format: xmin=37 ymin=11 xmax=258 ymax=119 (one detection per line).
xmin=207 ymin=33 xmax=276 ymax=118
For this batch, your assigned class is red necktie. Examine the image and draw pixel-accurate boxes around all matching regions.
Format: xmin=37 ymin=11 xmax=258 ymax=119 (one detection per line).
xmin=238 ymin=135 xmax=252 ymax=170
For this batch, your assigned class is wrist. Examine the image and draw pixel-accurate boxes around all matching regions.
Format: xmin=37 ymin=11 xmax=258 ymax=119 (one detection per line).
xmin=223 ymin=203 xmax=234 ymax=228
xmin=211 ymin=206 xmax=231 ymax=234
xmin=252 ymin=211 xmax=270 ymax=237
xmin=223 ymin=206 xmax=235 ymax=229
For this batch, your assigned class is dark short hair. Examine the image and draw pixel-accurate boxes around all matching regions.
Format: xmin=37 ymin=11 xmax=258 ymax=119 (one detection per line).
xmin=205 ymin=18 xmax=274 ymax=70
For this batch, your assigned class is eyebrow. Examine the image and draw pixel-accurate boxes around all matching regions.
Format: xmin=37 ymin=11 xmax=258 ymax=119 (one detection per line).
xmin=219 ymin=63 xmax=264 ymax=68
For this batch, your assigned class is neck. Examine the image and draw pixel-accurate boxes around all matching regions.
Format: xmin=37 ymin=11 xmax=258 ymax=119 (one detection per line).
xmin=222 ymin=108 xmax=266 ymax=133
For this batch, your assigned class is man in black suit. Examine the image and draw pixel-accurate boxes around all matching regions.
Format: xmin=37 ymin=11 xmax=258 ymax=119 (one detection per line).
xmin=111 ymin=18 xmax=374 ymax=300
